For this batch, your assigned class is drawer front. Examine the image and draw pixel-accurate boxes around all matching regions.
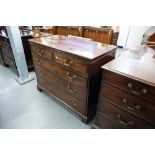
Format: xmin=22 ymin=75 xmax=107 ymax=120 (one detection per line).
xmin=53 ymin=50 xmax=88 ymax=74
xmin=98 ymin=99 xmax=153 ymax=129
xmin=31 ymin=44 xmax=53 ymax=60
xmin=101 ymin=83 xmax=155 ymax=125
xmin=38 ymin=77 xmax=86 ymax=116
xmin=35 ymin=65 xmax=87 ymax=102
xmin=33 ymin=54 xmax=88 ymax=89
xmin=95 ymin=112 xmax=122 ymax=129
xmin=102 ymin=69 xmax=155 ymax=104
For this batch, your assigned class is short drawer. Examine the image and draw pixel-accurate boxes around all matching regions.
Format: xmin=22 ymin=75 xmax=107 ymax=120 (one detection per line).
xmin=53 ymin=50 xmax=88 ymax=74
xmin=94 ymin=112 xmax=122 ymax=129
xmin=98 ymin=99 xmax=153 ymax=129
xmin=35 ymin=65 xmax=87 ymax=102
xmin=102 ymin=69 xmax=155 ymax=104
xmin=40 ymin=79 xmax=86 ymax=116
xmin=30 ymin=44 xmax=53 ymax=60
xmin=33 ymin=54 xmax=88 ymax=89
xmin=100 ymin=83 xmax=155 ymax=125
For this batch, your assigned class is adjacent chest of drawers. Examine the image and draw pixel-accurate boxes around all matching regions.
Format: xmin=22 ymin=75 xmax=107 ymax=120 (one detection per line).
xmin=29 ymin=35 xmax=116 ymax=123
xmin=94 ymin=47 xmax=155 ymax=128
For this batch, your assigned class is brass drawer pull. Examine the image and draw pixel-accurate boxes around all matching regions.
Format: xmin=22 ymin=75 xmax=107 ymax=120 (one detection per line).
xmin=36 ymin=58 xmax=42 ymax=65
xmin=36 ymin=49 xmax=40 ymax=52
xmin=67 ymin=72 xmax=76 ymax=80
xmin=38 ymin=50 xmax=44 ymax=56
xmin=67 ymin=84 xmax=76 ymax=93
xmin=116 ymin=114 xmax=134 ymax=126
xmin=64 ymin=59 xmax=73 ymax=67
xmin=122 ymin=99 xmax=141 ymax=111
xmin=128 ymin=83 xmax=148 ymax=95
xmin=69 ymin=98 xmax=77 ymax=106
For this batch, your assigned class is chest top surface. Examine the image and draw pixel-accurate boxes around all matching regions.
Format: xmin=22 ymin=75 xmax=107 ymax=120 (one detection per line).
xmin=102 ymin=46 xmax=155 ymax=86
xmin=29 ymin=35 xmax=116 ymax=60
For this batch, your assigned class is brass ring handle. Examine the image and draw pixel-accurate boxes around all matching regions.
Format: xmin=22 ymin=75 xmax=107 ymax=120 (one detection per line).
xmin=67 ymin=72 xmax=76 ymax=80
xmin=38 ymin=50 xmax=44 ymax=56
xmin=64 ymin=59 xmax=73 ymax=67
xmin=67 ymin=84 xmax=76 ymax=93
xmin=128 ymin=83 xmax=148 ymax=95
xmin=122 ymin=99 xmax=141 ymax=111
xmin=36 ymin=58 xmax=42 ymax=65
xmin=69 ymin=98 xmax=77 ymax=106
xmin=116 ymin=114 xmax=134 ymax=126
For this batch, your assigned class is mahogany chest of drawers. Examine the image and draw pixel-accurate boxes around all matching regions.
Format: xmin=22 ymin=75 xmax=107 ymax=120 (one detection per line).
xmin=29 ymin=35 xmax=116 ymax=123
xmin=94 ymin=46 xmax=155 ymax=128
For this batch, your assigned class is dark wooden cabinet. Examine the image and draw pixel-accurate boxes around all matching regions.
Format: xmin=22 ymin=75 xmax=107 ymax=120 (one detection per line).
xmin=0 ymin=35 xmax=17 ymax=71
xmin=56 ymin=26 xmax=83 ymax=37
xmin=33 ymin=26 xmax=119 ymax=45
xmin=94 ymin=46 xmax=155 ymax=129
xmin=29 ymin=35 xmax=116 ymax=123
xmin=83 ymin=27 xmax=113 ymax=44
xmin=112 ymin=31 xmax=119 ymax=45
xmin=0 ymin=31 xmax=51 ymax=73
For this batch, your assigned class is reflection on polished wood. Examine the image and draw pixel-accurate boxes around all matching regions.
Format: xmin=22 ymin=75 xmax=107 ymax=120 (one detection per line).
xmin=29 ymin=35 xmax=116 ymax=60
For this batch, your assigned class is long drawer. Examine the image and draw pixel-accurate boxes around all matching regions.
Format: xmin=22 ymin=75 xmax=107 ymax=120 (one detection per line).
xmin=32 ymin=54 xmax=88 ymax=89
xmin=100 ymin=83 xmax=155 ymax=125
xmin=98 ymin=99 xmax=153 ymax=129
xmin=95 ymin=112 xmax=122 ymax=129
xmin=102 ymin=69 xmax=155 ymax=104
xmin=35 ymin=65 xmax=87 ymax=102
xmin=37 ymin=75 xmax=86 ymax=116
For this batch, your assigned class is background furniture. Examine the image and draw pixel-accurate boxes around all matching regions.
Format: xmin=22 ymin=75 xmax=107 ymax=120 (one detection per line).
xmin=94 ymin=46 xmax=155 ymax=128
xmin=56 ymin=26 xmax=83 ymax=37
xmin=142 ymin=26 xmax=155 ymax=48
xmin=83 ymin=26 xmax=113 ymax=44
xmin=39 ymin=26 xmax=119 ymax=45
xmin=0 ymin=34 xmax=17 ymax=71
xmin=0 ymin=27 xmax=51 ymax=73
xmin=29 ymin=35 xmax=116 ymax=123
